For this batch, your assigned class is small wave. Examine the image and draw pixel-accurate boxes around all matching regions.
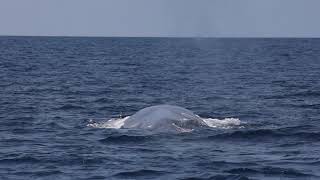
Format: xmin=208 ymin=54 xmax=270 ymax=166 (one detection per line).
xmin=57 ymin=104 xmax=85 ymax=110
xmin=225 ymin=167 xmax=315 ymax=177
xmin=113 ymin=169 xmax=167 ymax=178
xmin=99 ymin=134 xmax=152 ymax=143
xmin=262 ymin=167 xmax=313 ymax=177
xmin=0 ymin=156 xmax=41 ymax=164
xmin=208 ymin=128 xmax=320 ymax=141
xmin=33 ymin=170 xmax=62 ymax=177
xmin=226 ymin=168 xmax=260 ymax=174
xmin=291 ymin=103 xmax=320 ymax=109
xmin=181 ymin=174 xmax=250 ymax=180
xmin=266 ymin=90 xmax=320 ymax=99
xmin=210 ymin=129 xmax=278 ymax=140
xmin=93 ymin=97 xmax=113 ymax=103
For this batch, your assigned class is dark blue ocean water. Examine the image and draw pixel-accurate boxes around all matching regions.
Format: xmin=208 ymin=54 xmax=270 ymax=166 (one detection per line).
xmin=1 ymin=37 xmax=320 ymax=180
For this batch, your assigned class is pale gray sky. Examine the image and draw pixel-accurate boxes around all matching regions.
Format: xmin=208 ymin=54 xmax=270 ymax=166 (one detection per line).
xmin=0 ymin=0 xmax=319 ymax=37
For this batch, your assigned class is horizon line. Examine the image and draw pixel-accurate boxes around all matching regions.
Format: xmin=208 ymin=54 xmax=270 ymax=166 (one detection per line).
xmin=0 ymin=34 xmax=319 ymax=39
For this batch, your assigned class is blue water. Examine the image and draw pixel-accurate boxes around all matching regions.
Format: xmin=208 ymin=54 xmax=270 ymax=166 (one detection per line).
xmin=1 ymin=37 xmax=320 ymax=179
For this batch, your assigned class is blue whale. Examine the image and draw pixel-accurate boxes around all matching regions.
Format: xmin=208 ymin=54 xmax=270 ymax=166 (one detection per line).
xmin=122 ymin=105 xmax=208 ymax=132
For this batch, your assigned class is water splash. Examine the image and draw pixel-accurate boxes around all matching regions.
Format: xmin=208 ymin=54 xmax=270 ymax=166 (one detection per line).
xmin=202 ymin=118 xmax=242 ymax=129
xmin=87 ymin=116 xmax=129 ymax=129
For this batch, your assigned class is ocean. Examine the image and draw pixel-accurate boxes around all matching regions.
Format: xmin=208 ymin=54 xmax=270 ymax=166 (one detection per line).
xmin=0 ymin=37 xmax=319 ymax=179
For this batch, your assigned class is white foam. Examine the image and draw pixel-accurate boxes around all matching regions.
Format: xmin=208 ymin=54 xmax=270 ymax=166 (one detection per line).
xmin=202 ymin=117 xmax=242 ymax=129
xmin=87 ymin=116 xmax=129 ymax=129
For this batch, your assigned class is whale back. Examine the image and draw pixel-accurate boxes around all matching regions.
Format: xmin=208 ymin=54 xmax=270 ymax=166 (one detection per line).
xmin=122 ymin=105 xmax=206 ymax=132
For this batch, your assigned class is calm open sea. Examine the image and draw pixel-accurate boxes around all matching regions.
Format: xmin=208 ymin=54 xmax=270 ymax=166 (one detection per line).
xmin=1 ymin=37 xmax=320 ymax=179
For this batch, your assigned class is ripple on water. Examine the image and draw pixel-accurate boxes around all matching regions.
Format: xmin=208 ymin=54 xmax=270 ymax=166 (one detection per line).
xmin=1 ymin=37 xmax=320 ymax=179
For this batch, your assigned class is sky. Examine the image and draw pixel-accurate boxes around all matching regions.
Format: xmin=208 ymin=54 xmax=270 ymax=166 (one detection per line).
xmin=0 ymin=0 xmax=320 ymax=37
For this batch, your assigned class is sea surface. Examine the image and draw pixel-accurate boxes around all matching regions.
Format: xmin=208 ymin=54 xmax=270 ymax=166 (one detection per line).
xmin=1 ymin=37 xmax=320 ymax=180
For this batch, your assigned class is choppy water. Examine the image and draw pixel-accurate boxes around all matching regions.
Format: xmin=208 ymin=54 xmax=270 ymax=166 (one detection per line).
xmin=1 ymin=37 xmax=320 ymax=179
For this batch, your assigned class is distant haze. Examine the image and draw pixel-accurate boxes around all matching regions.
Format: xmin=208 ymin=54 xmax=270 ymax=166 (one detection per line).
xmin=1 ymin=0 xmax=320 ymax=37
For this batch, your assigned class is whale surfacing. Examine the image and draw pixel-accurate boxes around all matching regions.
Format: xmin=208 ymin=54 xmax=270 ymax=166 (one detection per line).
xmin=122 ymin=105 xmax=208 ymax=132
xmin=87 ymin=105 xmax=242 ymax=132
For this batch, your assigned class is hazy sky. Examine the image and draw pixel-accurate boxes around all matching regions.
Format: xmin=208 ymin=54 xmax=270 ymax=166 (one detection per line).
xmin=0 ymin=0 xmax=319 ymax=37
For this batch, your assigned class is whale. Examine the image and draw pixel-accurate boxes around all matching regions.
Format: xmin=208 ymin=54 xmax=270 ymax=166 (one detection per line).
xmin=87 ymin=105 xmax=242 ymax=132
xmin=122 ymin=105 xmax=209 ymax=132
